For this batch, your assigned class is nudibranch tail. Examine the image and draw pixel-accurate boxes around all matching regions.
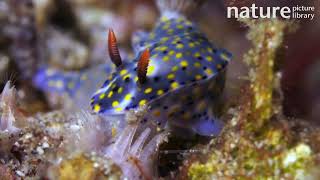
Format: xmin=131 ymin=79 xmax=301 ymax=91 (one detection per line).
xmin=137 ymin=49 xmax=151 ymax=84
xmin=33 ymin=66 xmax=80 ymax=95
xmin=108 ymin=28 xmax=123 ymax=67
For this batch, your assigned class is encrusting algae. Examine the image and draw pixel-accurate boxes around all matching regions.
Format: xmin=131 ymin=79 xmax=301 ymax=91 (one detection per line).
xmin=185 ymin=19 xmax=320 ymax=179
xmin=52 ymin=153 xmax=122 ymax=180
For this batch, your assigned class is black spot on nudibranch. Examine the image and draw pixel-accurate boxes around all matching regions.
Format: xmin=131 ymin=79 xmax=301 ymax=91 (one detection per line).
xmin=149 ymin=95 xmax=156 ymax=100
xmin=124 ymin=77 xmax=130 ymax=82
xmin=154 ymin=76 xmax=160 ymax=82
xmin=112 ymin=86 xmax=119 ymax=92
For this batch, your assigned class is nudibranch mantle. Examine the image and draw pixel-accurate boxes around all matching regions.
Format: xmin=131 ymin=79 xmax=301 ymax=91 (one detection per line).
xmin=90 ymin=16 xmax=232 ymax=136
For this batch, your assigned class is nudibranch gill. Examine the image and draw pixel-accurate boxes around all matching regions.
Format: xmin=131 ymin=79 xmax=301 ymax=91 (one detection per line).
xmin=91 ymin=15 xmax=232 ymax=136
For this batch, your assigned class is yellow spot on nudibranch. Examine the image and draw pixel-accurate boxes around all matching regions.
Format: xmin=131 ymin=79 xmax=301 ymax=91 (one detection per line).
xmin=139 ymin=99 xmax=147 ymax=106
xmin=147 ymin=65 xmax=155 ymax=75
xmin=185 ymin=21 xmax=192 ymax=26
xmin=160 ymin=16 xmax=169 ymax=22
xmin=134 ymin=76 xmax=138 ymax=82
xmin=177 ymin=17 xmax=184 ymax=22
xmin=149 ymin=32 xmax=155 ymax=39
xmin=207 ymin=47 xmax=213 ymax=53
xmin=99 ymin=93 xmax=105 ymax=99
xmin=117 ymin=87 xmax=123 ymax=94
xmin=115 ymin=107 xmax=123 ymax=112
xmin=167 ymin=73 xmax=175 ymax=79
xmin=169 ymin=50 xmax=175 ymax=56
xmin=188 ymin=42 xmax=195 ymax=48
xmin=206 ymin=56 xmax=213 ymax=62
xmin=93 ymin=105 xmax=101 ymax=112
xmin=195 ymin=75 xmax=202 ymax=80
xmin=162 ymin=25 xmax=170 ymax=30
xmin=157 ymin=89 xmax=164 ymax=95
xmin=206 ymin=69 xmax=213 ymax=75
xmin=123 ymin=74 xmax=131 ymax=80
xmin=144 ymin=88 xmax=153 ymax=94
xmin=67 ymin=82 xmax=75 ymax=89
xmin=176 ymin=53 xmax=182 ymax=59
xmin=180 ymin=60 xmax=188 ymax=67
xmin=120 ymin=69 xmax=128 ymax=76
xmin=56 ymin=80 xmax=64 ymax=89
xmin=176 ymin=44 xmax=184 ymax=49
xmin=124 ymin=94 xmax=132 ymax=101
xmin=174 ymin=36 xmax=181 ymax=41
xmin=167 ymin=29 xmax=174 ymax=34
xmin=177 ymin=24 xmax=184 ymax=29
xmin=194 ymin=62 xmax=201 ymax=68
xmin=172 ymin=66 xmax=179 ymax=72
xmin=112 ymin=101 xmax=119 ymax=107
xmin=171 ymin=82 xmax=179 ymax=89
xmin=108 ymin=91 xmax=113 ymax=98
xmin=151 ymin=54 xmax=158 ymax=59
xmin=80 ymin=74 xmax=88 ymax=80
xmin=194 ymin=52 xmax=201 ymax=58
xmin=163 ymin=56 xmax=169 ymax=62
xmin=161 ymin=37 xmax=169 ymax=42
xmin=160 ymin=46 xmax=168 ymax=51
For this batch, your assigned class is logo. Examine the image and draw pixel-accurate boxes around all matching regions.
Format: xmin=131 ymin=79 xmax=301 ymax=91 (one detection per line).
xmin=227 ymin=4 xmax=315 ymax=20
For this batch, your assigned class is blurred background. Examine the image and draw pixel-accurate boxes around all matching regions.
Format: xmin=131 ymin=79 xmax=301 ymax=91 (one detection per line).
xmin=0 ymin=0 xmax=319 ymax=122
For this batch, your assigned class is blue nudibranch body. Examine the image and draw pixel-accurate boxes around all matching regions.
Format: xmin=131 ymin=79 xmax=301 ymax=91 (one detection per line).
xmin=90 ymin=16 xmax=232 ymax=136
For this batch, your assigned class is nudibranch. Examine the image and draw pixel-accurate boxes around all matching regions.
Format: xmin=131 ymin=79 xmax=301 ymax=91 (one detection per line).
xmin=90 ymin=10 xmax=232 ymax=136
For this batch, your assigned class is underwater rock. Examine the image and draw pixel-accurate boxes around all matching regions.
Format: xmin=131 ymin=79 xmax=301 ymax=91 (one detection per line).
xmin=5 ymin=0 xmax=37 ymax=80
xmin=44 ymin=28 xmax=89 ymax=71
